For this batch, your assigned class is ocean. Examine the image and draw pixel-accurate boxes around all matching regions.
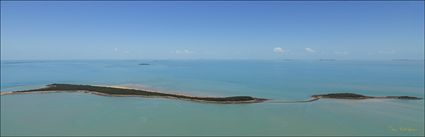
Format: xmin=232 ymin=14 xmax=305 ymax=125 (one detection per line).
xmin=1 ymin=60 xmax=424 ymax=136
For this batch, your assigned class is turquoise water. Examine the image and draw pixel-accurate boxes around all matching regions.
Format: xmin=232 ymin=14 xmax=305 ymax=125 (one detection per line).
xmin=1 ymin=60 xmax=424 ymax=136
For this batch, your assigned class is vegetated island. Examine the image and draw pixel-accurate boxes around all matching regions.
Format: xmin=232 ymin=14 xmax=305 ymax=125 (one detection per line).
xmin=0 ymin=84 xmax=422 ymax=104
xmin=311 ymin=93 xmax=423 ymax=100
xmin=0 ymin=84 xmax=267 ymax=104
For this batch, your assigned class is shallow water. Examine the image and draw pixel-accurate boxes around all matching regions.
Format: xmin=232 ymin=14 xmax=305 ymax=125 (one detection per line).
xmin=1 ymin=60 xmax=424 ymax=136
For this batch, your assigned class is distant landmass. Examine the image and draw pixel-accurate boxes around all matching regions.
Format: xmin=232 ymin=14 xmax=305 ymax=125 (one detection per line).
xmin=138 ymin=63 xmax=150 ymax=65
xmin=392 ymin=59 xmax=424 ymax=61
xmin=319 ymin=59 xmax=337 ymax=61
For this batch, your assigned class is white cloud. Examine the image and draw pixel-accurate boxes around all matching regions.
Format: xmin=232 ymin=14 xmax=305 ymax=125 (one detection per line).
xmin=175 ymin=49 xmax=193 ymax=54
xmin=304 ymin=48 xmax=316 ymax=53
xmin=273 ymin=47 xmax=285 ymax=54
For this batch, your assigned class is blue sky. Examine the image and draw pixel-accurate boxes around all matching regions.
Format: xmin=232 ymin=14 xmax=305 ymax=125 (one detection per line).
xmin=1 ymin=1 xmax=423 ymax=60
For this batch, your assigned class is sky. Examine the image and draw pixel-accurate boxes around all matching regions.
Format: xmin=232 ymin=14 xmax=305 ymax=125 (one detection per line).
xmin=1 ymin=1 xmax=424 ymax=60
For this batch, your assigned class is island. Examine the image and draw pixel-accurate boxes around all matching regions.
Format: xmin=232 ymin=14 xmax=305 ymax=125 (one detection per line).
xmin=1 ymin=84 xmax=422 ymax=104
xmin=319 ymin=59 xmax=337 ymax=61
xmin=311 ymin=93 xmax=423 ymax=100
xmin=0 ymin=84 xmax=268 ymax=104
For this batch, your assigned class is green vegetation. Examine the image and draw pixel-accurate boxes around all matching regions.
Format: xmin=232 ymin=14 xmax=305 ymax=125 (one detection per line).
xmin=15 ymin=84 xmax=268 ymax=103
xmin=5 ymin=84 xmax=422 ymax=104
xmin=312 ymin=93 xmax=371 ymax=99
xmin=312 ymin=93 xmax=422 ymax=100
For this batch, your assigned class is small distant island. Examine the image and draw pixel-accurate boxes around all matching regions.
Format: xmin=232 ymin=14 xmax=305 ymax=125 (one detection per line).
xmin=319 ymin=59 xmax=337 ymax=61
xmin=391 ymin=59 xmax=424 ymax=62
xmin=1 ymin=84 xmax=422 ymax=104
xmin=138 ymin=63 xmax=150 ymax=65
